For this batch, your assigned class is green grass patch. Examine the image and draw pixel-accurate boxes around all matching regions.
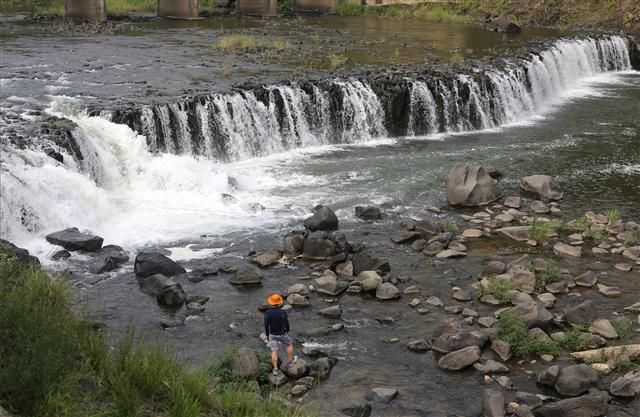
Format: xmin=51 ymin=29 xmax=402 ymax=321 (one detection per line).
xmin=528 ymin=219 xmax=566 ymax=242
xmin=333 ymin=3 xmax=474 ymax=23
xmin=535 ymin=261 xmax=563 ymax=293
xmin=606 ymin=208 xmax=620 ymax=223
xmin=332 ymin=3 xmax=364 ymax=17
xmin=215 ymin=35 xmax=288 ymax=53
xmin=443 ymin=220 xmax=459 ymax=235
xmin=0 ymin=253 xmax=309 ymax=417
xmin=556 ymin=325 xmax=590 ymax=351
xmin=0 ymin=0 xmax=222 ymax=15
xmin=478 ymin=276 xmax=517 ymax=303
xmin=612 ymin=320 xmax=633 ymax=345
xmin=497 ymin=312 xmax=559 ymax=357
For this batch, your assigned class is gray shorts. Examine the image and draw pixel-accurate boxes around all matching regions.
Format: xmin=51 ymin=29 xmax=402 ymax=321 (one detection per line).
xmin=268 ymin=334 xmax=292 ymax=352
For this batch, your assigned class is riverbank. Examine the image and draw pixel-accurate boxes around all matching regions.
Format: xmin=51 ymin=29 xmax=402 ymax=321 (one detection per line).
xmin=0 ymin=243 xmax=312 ymax=417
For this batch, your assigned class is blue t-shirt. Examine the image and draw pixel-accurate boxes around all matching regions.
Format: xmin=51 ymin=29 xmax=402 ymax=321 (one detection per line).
xmin=264 ymin=308 xmax=290 ymax=336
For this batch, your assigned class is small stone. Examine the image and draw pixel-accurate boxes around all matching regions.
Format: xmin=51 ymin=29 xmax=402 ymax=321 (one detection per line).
xmin=416 ymin=308 xmax=430 ymax=315
xmin=436 ymin=249 xmax=466 ymax=258
xmin=370 ymin=387 xmax=399 ymax=404
xmin=491 ymin=339 xmax=512 ymax=361
xmin=425 ymin=296 xmax=443 ymax=307
xmin=553 ymin=242 xmax=581 ymax=258
xmin=574 ymin=271 xmax=598 ymax=287
xmin=409 ymin=298 xmax=422 ymax=307
xmin=403 ymin=285 xmax=420 ymax=294
xmin=614 ymin=263 xmax=632 ymax=272
xmin=588 ymin=318 xmax=618 ymax=339
xmin=537 ymin=293 xmax=556 ymax=308
xmin=496 ymin=375 xmax=513 ymax=389
xmin=504 ymin=196 xmax=522 ymax=209
xmin=452 ymin=287 xmax=473 ymax=301
xmin=444 ymin=305 xmax=463 ymax=314
xmin=462 ymin=228 xmax=483 ymax=238
xmin=478 ymin=317 xmax=498 ymax=328
xmin=597 ymin=284 xmax=621 ymax=297
xmin=463 ymin=308 xmax=479 ymax=317
xmin=407 ymin=339 xmax=431 ymax=353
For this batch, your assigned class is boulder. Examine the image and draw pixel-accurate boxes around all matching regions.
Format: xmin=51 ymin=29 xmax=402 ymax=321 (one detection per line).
xmin=287 ymin=283 xmax=309 ymax=296
xmin=483 ymin=389 xmax=506 ymax=417
xmin=0 ymin=239 xmax=40 ymax=266
xmin=139 ymin=274 xmax=185 ymax=307
xmin=391 ymin=231 xmax=421 ymax=244
xmin=574 ymin=271 xmax=598 ymax=287
xmin=533 ymin=391 xmax=608 ymax=417
xmin=313 ymin=274 xmax=348 ymax=297
xmin=303 ymin=234 xmax=336 ymax=260
xmin=520 ymin=175 xmax=562 ymax=202
xmin=555 ymin=364 xmax=600 ymax=397
xmin=304 ymin=205 xmax=339 ymax=232
xmin=407 ymin=339 xmax=431 ymax=353
xmin=268 ymin=371 xmax=287 ymax=387
xmin=537 ymin=365 xmax=559 ymax=387
xmin=438 ymin=346 xmax=481 ymax=370
xmin=45 ymin=227 xmax=103 ymax=251
xmin=415 ymin=218 xmax=444 ymax=236
xmin=134 ymin=252 xmax=186 ymax=278
xmin=497 ymin=226 xmax=531 ymax=242
xmin=318 ymin=305 xmax=342 ymax=319
xmin=351 ymin=252 xmax=390 ymax=275
xmin=474 ymin=359 xmax=510 ymax=374
xmin=249 ymin=249 xmax=282 ymax=268
xmin=486 ymin=17 xmax=522 ymax=33
xmin=369 ymin=387 xmax=398 ymax=404
xmin=229 ymin=266 xmax=264 ymax=285
xmin=375 ymin=283 xmax=400 ymax=300
xmin=89 ymin=251 xmax=129 ymax=274
xmin=233 ymin=347 xmax=260 ymax=379
xmin=509 ymin=301 xmax=553 ymax=328
xmin=553 ymin=243 xmax=581 ymax=258
xmin=284 ymin=358 xmax=309 ymax=379
xmin=433 ymin=329 xmax=488 ymax=354
xmin=564 ymin=300 xmax=596 ymax=326
xmin=287 ymin=293 xmax=309 ymax=307
xmin=355 ymin=271 xmax=382 ymax=291
xmin=355 ymin=206 xmax=382 ymax=220
xmin=588 ymin=319 xmax=618 ymax=339
xmin=445 ymin=163 xmax=500 ymax=207
xmin=283 ymin=234 xmax=304 ymax=257
xmin=609 ymin=369 xmax=640 ymax=397
xmin=309 ymin=357 xmax=337 ymax=380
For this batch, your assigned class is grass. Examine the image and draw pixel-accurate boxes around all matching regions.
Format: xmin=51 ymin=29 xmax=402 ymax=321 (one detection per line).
xmin=612 ymin=320 xmax=633 ymax=345
xmin=333 ymin=3 xmax=474 ymax=24
xmin=327 ymin=53 xmax=348 ymax=70
xmin=535 ymin=261 xmax=563 ymax=293
xmin=0 ymin=0 xmax=223 ymax=15
xmin=606 ymin=208 xmax=621 ymax=223
xmin=622 ymin=229 xmax=640 ymax=248
xmin=528 ymin=219 xmax=567 ymax=242
xmin=478 ymin=276 xmax=517 ymax=303
xmin=443 ymin=220 xmax=459 ymax=235
xmin=215 ymin=35 xmax=288 ymax=53
xmin=497 ymin=312 xmax=560 ymax=357
xmin=0 ymin=252 xmax=309 ymax=417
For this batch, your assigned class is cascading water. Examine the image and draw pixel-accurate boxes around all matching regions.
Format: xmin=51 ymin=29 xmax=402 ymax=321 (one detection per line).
xmin=0 ymin=35 xmax=635 ymax=255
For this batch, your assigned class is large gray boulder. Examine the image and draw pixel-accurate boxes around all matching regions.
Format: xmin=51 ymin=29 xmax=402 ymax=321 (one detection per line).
xmin=284 ymin=358 xmax=309 ymax=379
xmin=438 ymin=346 xmax=481 ymax=370
xmin=355 ymin=206 xmax=382 ymax=221
xmin=303 ymin=233 xmax=336 ymax=260
xmin=351 ymin=251 xmax=390 ymax=275
xmin=520 ymin=175 xmax=562 ymax=202
xmin=134 ymin=251 xmax=185 ymax=278
xmin=304 ymin=205 xmax=339 ymax=232
xmin=609 ymin=369 xmax=640 ymax=397
xmin=313 ymin=274 xmax=348 ymax=297
xmin=564 ymin=300 xmax=596 ymax=326
xmin=0 ymin=239 xmax=40 ymax=266
xmin=46 ymin=227 xmax=103 ymax=251
xmin=139 ymin=274 xmax=185 ymax=306
xmin=375 ymin=283 xmax=400 ymax=300
xmin=89 ymin=249 xmax=129 ymax=274
xmin=483 ymin=389 xmax=506 ymax=417
xmin=509 ymin=301 xmax=553 ymax=328
xmin=533 ymin=391 xmax=608 ymax=417
xmin=432 ymin=328 xmax=488 ymax=354
xmin=309 ymin=357 xmax=337 ymax=380
xmin=445 ymin=163 xmax=499 ymax=207
xmin=230 ymin=266 xmax=264 ymax=285
xmin=355 ymin=271 xmax=383 ymax=291
xmin=233 ymin=347 xmax=260 ymax=379
xmin=555 ymin=364 xmax=600 ymax=397
xmin=283 ymin=233 xmax=304 ymax=257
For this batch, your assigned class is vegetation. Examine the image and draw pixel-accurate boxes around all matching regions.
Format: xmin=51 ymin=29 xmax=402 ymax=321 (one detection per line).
xmin=215 ymin=35 xmax=288 ymax=53
xmin=622 ymin=228 xmax=640 ymax=248
xmin=606 ymin=208 xmax=621 ymax=223
xmin=333 ymin=3 xmax=473 ymax=24
xmin=534 ymin=261 xmax=563 ymax=293
xmin=612 ymin=320 xmax=633 ymax=345
xmin=497 ymin=312 xmax=559 ymax=357
xmin=528 ymin=219 xmax=566 ymax=242
xmin=443 ymin=220 xmax=459 ymax=235
xmin=556 ymin=325 xmax=590 ymax=351
xmin=0 ymin=0 xmax=222 ymax=15
xmin=478 ymin=276 xmax=517 ymax=303
xmin=0 ymin=255 xmax=308 ymax=417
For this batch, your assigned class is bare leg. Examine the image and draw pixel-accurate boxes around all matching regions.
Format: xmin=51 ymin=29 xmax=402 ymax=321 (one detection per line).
xmin=286 ymin=343 xmax=294 ymax=362
xmin=271 ymin=350 xmax=278 ymax=370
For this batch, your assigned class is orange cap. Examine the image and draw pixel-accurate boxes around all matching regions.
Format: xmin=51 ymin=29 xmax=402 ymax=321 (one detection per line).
xmin=267 ymin=293 xmax=284 ymax=306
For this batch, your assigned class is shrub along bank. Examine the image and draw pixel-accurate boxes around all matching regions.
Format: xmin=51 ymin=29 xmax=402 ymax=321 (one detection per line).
xmin=0 ymin=246 xmax=309 ymax=417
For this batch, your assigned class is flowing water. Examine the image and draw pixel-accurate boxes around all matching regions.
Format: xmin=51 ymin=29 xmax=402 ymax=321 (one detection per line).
xmin=1 ymin=15 xmax=640 ymax=416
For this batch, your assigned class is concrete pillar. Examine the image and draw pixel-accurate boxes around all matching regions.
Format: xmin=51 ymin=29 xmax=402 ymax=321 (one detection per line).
xmin=64 ymin=0 xmax=107 ymax=21
xmin=158 ymin=0 xmax=199 ymax=19
xmin=236 ymin=0 xmax=278 ymax=17
xmin=294 ymin=0 xmax=337 ymax=13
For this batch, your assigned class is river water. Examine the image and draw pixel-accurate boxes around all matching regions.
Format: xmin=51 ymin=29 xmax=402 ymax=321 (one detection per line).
xmin=1 ymin=14 xmax=640 ymax=416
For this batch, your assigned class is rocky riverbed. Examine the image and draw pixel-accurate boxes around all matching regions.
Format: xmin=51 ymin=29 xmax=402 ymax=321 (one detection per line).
xmin=8 ymin=163 xmax=640 ymax=417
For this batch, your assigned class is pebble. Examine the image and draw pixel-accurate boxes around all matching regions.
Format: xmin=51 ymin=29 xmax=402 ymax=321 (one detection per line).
xmin=614 ymin=263 xmax=632 ymax=272
xmin=409 ymin=298 xmax=422 ymax=307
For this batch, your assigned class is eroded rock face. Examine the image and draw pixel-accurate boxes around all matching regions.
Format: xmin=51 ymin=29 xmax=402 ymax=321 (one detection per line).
xmin=46 ymin=227 xmax=103 ymax=251
xmin=520 ymin=175 xmax=562 ymax=202
xmin=445 ymin=164 xmax=500 ymax=207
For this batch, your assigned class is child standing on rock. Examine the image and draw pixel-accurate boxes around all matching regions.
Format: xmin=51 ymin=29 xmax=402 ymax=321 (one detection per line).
xmin=264 ymin=293 xmax=297 ymax=375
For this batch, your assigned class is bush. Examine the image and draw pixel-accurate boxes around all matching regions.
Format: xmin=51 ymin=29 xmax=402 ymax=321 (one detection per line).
xmin=478 ymin=276 xmax=517 ymax=303
xmin=535 ymin=261 xmax=563 ymax=293
xmin=528 ymin=219 xmax=566 ymax=242
xmin=332 ymin=3 xmax=363 ymax=16
xmin=556 ymin=325 xmax=589 ymax=351
xmin=497 ymin=312 xmax=559 ymax=357
xmin=443 ymin=220 xmax=459 ymax=234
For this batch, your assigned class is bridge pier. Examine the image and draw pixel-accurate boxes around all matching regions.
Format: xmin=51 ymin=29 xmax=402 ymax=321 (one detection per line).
xmin=236 ymin=0 xmax=278 ymax=17
xmin=64 ymin=0 xmax=107 ymax=21
xmin=158 ymin=0 xmax=200 ymax=19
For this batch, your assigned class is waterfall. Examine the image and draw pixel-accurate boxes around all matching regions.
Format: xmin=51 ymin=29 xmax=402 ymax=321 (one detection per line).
xmin=407 ymin=80 xmax=438 ymax=135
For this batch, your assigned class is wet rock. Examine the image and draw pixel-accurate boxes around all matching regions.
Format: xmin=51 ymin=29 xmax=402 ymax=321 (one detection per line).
xmin=134 ymin=252 xmax=186 ymax=278
xmin=504 ymin=196 xmax=522 ymax=209
xmin=555 ymin=364 xmax=600 ymax=397
xmin=304 ymin=205 xmax=339 ymax=232
xmin=537 ymin=365 xmax=560 ymax=387
xmin=287 ymin=283 xmax=309 ymax=297
xmin=423 ymin=241 xmax=445 ymax=256
xmin=309 ymin=357 xmax=337 ymax=380
xmin=438 ymin=346 xmax=481 ymax=370
xmin=407 ymin=339 xmax=431 ymax=353
xmin=229 ymin=266 xmax=264 ymax=285
xmin=609 ymin=369 xmax=640 ymax=397
xmin=369 ymin=387 xmax=398 ymax=404
xmin=486 ymin=16 xmax=522 ymax=33
xmin=452 ymin=287 xmax=473 ymax=301
xmin=533 ymin=391 xmax=608 ymax=417
xmin=355 ymin=271 xmax=382 ymax=291
xmin=515 ymin=392 xmax=543 ymax=409
xmin=355 ymin=206 xmax=382 ymax=221
xmin=52 ymin=249 xmax=71 ymax=260
xmin=45 ymin=227 xmax=103 ymax=251
xmin=510 ymin=301 xmax=553 ymax=328
xmin=341 ymin=403 xmax=371 ymax=417
xmin=283 ymin=233 xmax=304 ymax=257
xmin=575 ymin=271 xmax=598 ymax=287
xmin=614 ymin=263 xmax=632 ymax=272
xmin=483 ymin=260 xmax=507 ymax=277
xmin=336 ymin=261 xmax=353 ymax=277
xmin=287 ymin=293 xmax=309 ymax=307
xmin=545 ymin=280 xmax=568 ymax=294
xmin=415 ymin=218 xmax=444 ymax=236
xmin=140 ymin=274 xmax=185 ymax=307
xmin=160 ymin=317 xmax=185 ymax=329
xmin=410 ymin=239 xmax=426 ymax=251
xmin=284 ymin=358 xmax=309 ymax=379
xmin=376 ymin=283 xmax=400 ymax=300
xmin=268 ymin=371 xmax=287 ymax=387
xmin=484 ymin=389 xmax=506 ymax=417
xmin=303 ymin=233 xmax=336 ymax=260
xmin=491 ymin=339 xmax=512 ymax=361
xmin=89 ymin=251 xmax=129 ymax=274
xmin=0 ymin=239 xmax=40 ymax=266
xmin=497 ymin=226 xmax=531 ymax=242
xmin=249 ymin=249 xmax=282 ymax=268
xmin=520 ymin=175 xmax=562 ymax=202
xmin=564 ymin=300 xmax=596 ymax=326
xmin=391 ymin=230 xmax=421 ymax=244
xmin=313 ymin=274 xmax=348 ymax=297
xmin=553 ymin=243 xmax=581 ymax=258
xmin=436 ymin=249 xmax=466 ymax=258
xmin=432 ymin=326 xmax=488 ymax=354
xmin=233 ymin=347 xmax=260 ymax=379
xmin=597 ymin=284 xmax=621 ymax=297
xmin=445 ymin=163 xmax=499 ymax=206
xmin=318 ymin=305 xmax=342 ymax=319
xmin=351 ymin=252 xmax=390 ymax=275
xmin=474 ymin=359 xmax=510 ymax=374
xmin=588 ymin=319 xmax=618 ymax=339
